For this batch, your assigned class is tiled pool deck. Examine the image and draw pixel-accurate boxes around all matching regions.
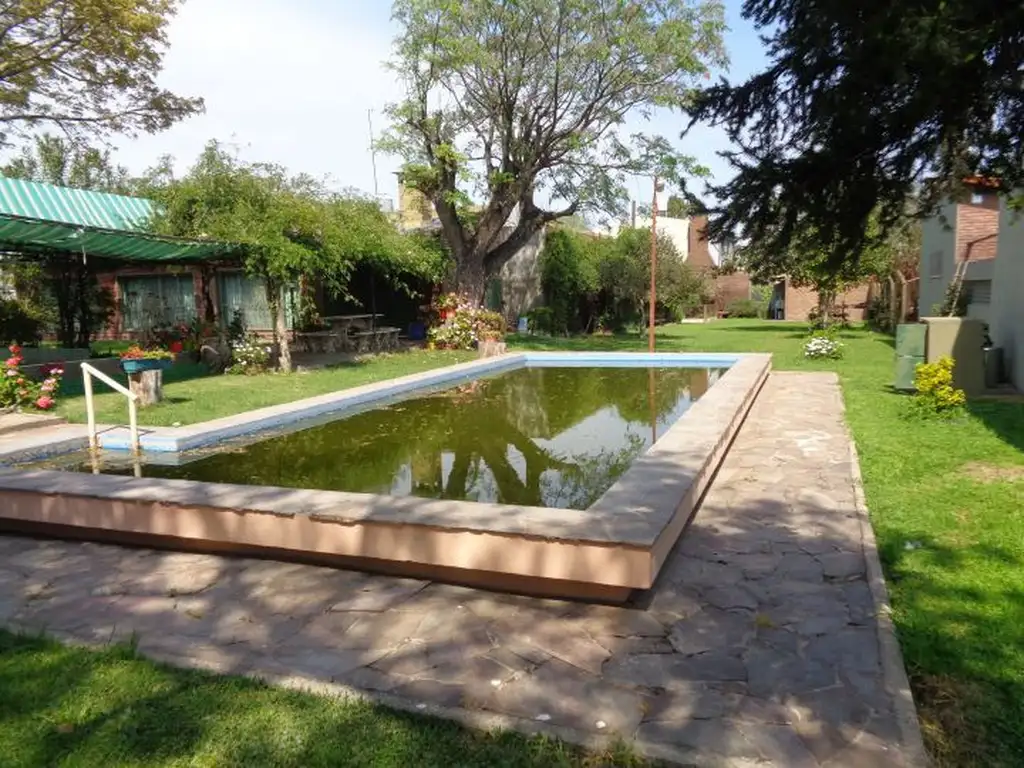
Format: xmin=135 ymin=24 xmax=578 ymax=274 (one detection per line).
xmin=0 ymin=372 xmax=925 ymax=766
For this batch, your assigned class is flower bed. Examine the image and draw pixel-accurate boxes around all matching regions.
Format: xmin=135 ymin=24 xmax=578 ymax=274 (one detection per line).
xmin=427 ymin=293 xmax=506 ymax=350
xmin=0 ymin=345 xmax=63 ymax=411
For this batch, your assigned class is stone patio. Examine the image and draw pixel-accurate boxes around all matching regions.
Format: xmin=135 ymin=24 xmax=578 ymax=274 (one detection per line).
xmin=0 ymin=372 xmax=926 ymax=766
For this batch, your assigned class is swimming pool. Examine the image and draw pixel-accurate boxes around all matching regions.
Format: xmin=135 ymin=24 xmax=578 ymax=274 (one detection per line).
xmin=0 ymin=352 xmax=771 ymax=601
xmin=33 ymin=366 xmax=725 ymax=510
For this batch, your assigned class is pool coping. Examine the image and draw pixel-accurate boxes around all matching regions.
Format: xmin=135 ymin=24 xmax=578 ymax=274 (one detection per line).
xmin=0 ymin=351 xmax=771 ymax=599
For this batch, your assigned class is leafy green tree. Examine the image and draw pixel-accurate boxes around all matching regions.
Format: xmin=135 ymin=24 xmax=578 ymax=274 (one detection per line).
xmin=686 ymin=0 xmax=1024 ymax=271
xmin=0 ymin=0 xmax=203 ymax=146
xmin=382 ymin=0 xmax=726 ymax=301
xmin=149 ymin=142 xmax=442 ymax=371
xmin=2 ymin=134 xmax=130 ymax=192
xmin=600 ymin=227 xmax=688 ymax=331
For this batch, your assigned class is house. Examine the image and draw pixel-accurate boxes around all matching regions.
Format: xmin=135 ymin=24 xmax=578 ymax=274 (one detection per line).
xmin=990 ymin=200 xmax=1024 ymax=387
xmin=918 ymin=177 xmax=1000 ymax=321
xmin=628 ymin=200 xmax=754 ymax=314
xmin=0 ymin=176 xmax=427 ymax=343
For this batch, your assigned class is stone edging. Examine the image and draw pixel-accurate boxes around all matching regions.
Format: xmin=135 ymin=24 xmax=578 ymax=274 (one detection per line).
xmin=846 ymin=428 xmax=930 ymax=766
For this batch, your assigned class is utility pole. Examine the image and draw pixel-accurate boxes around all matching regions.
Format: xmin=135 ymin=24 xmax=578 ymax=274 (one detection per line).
xmin=367 ymin=109 xmax=380 ymax=197
xmin=648 ymin=176 xmax=659 ymax=352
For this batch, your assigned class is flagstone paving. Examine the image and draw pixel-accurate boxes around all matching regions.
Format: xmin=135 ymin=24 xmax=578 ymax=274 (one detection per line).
xmin=0 ymin=372 xmax=926 ymax=766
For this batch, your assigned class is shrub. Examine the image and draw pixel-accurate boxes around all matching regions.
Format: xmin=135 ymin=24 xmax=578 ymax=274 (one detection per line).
xmin=912 ymin=356 xmax=966 ymax=416
xmin=0 ymin=344 xmax=63 ymax=411
xmin=937 ymin=283 xmax=968 ymax=317
xmin=0 ymin=298 xmax=44 ymax=345
xmin=726 ymin=298 xmax=764 ymax=318
xmin=526 ymin=307 xmax=555 ymax=335
xmin=227 ymin=334 xmax=271 ymax=375
xmin=540 ymin=230 xmax=590 ymax=333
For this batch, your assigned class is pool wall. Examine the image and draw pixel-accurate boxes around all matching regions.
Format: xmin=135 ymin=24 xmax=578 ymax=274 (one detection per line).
xmin=0 ymin=352 xmax=770 ymax=602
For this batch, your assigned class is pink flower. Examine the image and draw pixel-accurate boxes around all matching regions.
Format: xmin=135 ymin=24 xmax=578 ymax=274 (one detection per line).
xmin=41 ymin=381 xmax=55 ymax=392
xmin=35 ymin=395 xmax=54 ymax=410
xmin=5 ymin=357 xmax=19 ymax=368
xmin=5 ymin=370 xmax=15 ymax=378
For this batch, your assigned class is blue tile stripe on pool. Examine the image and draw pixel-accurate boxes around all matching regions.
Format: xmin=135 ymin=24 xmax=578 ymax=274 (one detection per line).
xmin=96 ymin=352 xmax=740 ymax=453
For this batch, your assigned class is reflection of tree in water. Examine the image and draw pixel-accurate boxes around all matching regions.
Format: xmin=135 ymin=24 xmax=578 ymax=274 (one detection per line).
xmin=87 ymin=367 xmax=711 ymax=510
xmin=539 ymin=432 xmax=648 ymax=509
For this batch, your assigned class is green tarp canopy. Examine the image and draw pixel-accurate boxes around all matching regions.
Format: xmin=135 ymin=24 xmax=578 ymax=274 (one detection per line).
xmin=0 ymin=177 xmax=235 ymax=263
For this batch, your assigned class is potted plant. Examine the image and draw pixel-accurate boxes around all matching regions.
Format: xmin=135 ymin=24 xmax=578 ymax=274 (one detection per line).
xmin=119 ymin=346 xmax=175 ymax=374
xmin=435 ymin=293 xmax=459 ymax=321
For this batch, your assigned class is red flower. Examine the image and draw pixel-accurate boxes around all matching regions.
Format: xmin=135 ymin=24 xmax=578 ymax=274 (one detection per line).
xmin=8 ymin=344 xmax=21 ymax=355
xmin=35 ymin=395 xmax=54 ymax=410
xmin=168 ymin=341 xmax=183 ymax=354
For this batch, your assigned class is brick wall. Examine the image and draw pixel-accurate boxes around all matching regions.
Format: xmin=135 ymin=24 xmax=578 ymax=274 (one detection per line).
xmin=686 ymin=215 xmax=716 ymax=270
xmin=714 ymin=272 xmax=751 ymax=312
xmin=956 ymin=204 xmax=999 ymax=262
xmin=782 ymin=280 xmax=871 ymax=321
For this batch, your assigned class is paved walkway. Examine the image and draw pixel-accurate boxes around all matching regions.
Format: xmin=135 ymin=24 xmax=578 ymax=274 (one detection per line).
xmin=0 ymin=373 xmax=925 ymax=766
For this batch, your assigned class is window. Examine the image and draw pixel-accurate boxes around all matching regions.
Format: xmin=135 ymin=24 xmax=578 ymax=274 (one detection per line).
xmin=217 ymin=272 xmax=296 ymax=330
xmin=963 ymin=280 xmax=992 ymax=305
xmin=970 ymin=192 xmax=985 ymax=205
xmin=929 ymin=251 xmax=943 ymax=279
xmin=119 ymin=274 xmax=196 ymax=331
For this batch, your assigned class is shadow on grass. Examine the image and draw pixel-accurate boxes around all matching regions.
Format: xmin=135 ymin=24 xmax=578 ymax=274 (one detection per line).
xmin=877 ymin=533 xmax=1024 ymax=767
xmin=965 ymin=399 xmax=1024 ymax=456
xmin=0 ymin=631 xmax=636 ymax=768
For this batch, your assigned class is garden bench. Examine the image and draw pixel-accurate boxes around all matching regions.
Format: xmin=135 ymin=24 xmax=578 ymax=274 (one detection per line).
xmin=294 ymin=331 xmax=337 ymax=355
xmin=349 ymin=326 xmax=401 ymax=353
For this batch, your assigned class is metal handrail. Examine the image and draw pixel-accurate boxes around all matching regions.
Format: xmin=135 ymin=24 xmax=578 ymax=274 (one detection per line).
xmin=81 ymin=362 xmax=140 ymax=453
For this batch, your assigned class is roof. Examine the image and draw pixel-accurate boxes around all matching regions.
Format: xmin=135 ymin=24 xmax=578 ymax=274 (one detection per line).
xmin=0 ymin=177 xmax=235 ymax=263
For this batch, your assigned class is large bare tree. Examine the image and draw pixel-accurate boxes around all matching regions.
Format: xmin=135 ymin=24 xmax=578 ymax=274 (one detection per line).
xmin=382 ymin=0 xmax=726 ymax=300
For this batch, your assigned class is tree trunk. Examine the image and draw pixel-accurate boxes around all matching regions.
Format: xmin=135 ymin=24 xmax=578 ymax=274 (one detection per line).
xmin=129 ymin=370 xmax=163 ymax=407
xmin=200 ymin=266 xmax=217 ymax=323
xmin=266 ymin=279 xmax=292 ymax=373
xmin=455 ymin=255 xmax=487 ymax=304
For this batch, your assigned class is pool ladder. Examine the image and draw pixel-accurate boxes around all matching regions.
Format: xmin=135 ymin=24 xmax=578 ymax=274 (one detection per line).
xmin=81 ymin=362 xmax=141 ymax=455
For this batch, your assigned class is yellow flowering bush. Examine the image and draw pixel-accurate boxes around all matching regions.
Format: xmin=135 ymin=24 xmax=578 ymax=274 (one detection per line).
xmin=913 ymin=356 xmax=966 ymax=415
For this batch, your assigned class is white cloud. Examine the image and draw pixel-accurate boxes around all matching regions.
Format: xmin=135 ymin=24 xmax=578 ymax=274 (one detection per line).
xmin=115 ymin=0 xmax=404 ymax=201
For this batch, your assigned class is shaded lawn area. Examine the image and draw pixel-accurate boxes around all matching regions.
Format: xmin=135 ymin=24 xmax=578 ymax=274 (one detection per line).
xmin=0 ymin=631 xmax=650 ymax=768
xmin=517 ymin=320 xmax=1024 ymax=767
xmin=56 ymin=349 xmax=476 ymax=427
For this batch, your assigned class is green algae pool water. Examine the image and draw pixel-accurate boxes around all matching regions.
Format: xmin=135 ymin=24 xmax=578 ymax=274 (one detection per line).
xmin=43 ymin=366 xmax=723 ymax=510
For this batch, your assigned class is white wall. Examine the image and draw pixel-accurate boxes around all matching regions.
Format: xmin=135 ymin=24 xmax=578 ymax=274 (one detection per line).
xmin=633 ymin=215 xmax=690 ymax=262
xmin=919 ymin=202 xmax=957 ymax=315
xmin=990 ymin=200 xmax=1024 ymax=387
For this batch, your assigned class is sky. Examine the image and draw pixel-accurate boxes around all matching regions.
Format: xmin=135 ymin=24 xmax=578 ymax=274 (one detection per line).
xmin=112 ymin=0 xmax=768 ymax=210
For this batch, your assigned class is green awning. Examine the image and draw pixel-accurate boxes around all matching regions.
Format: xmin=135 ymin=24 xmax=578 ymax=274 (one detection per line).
xmin=0 ymin=177 xmax=235 ymax=263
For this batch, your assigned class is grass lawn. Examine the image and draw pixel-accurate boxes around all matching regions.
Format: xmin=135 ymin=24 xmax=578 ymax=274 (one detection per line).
xmin=56 ymin=349 xmax=475 ymax=427
xmin=8 ymin=319 xmax=1023 ymax=765
xmin=514 ymin=320 xmax=1024 ymax=767
xmin=0 ymin=631 xmax=650 ymax=768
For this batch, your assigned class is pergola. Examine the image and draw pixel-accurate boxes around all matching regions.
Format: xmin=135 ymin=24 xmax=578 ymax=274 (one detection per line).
xmin=0 ymin=176 xmax=233 ymax=263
